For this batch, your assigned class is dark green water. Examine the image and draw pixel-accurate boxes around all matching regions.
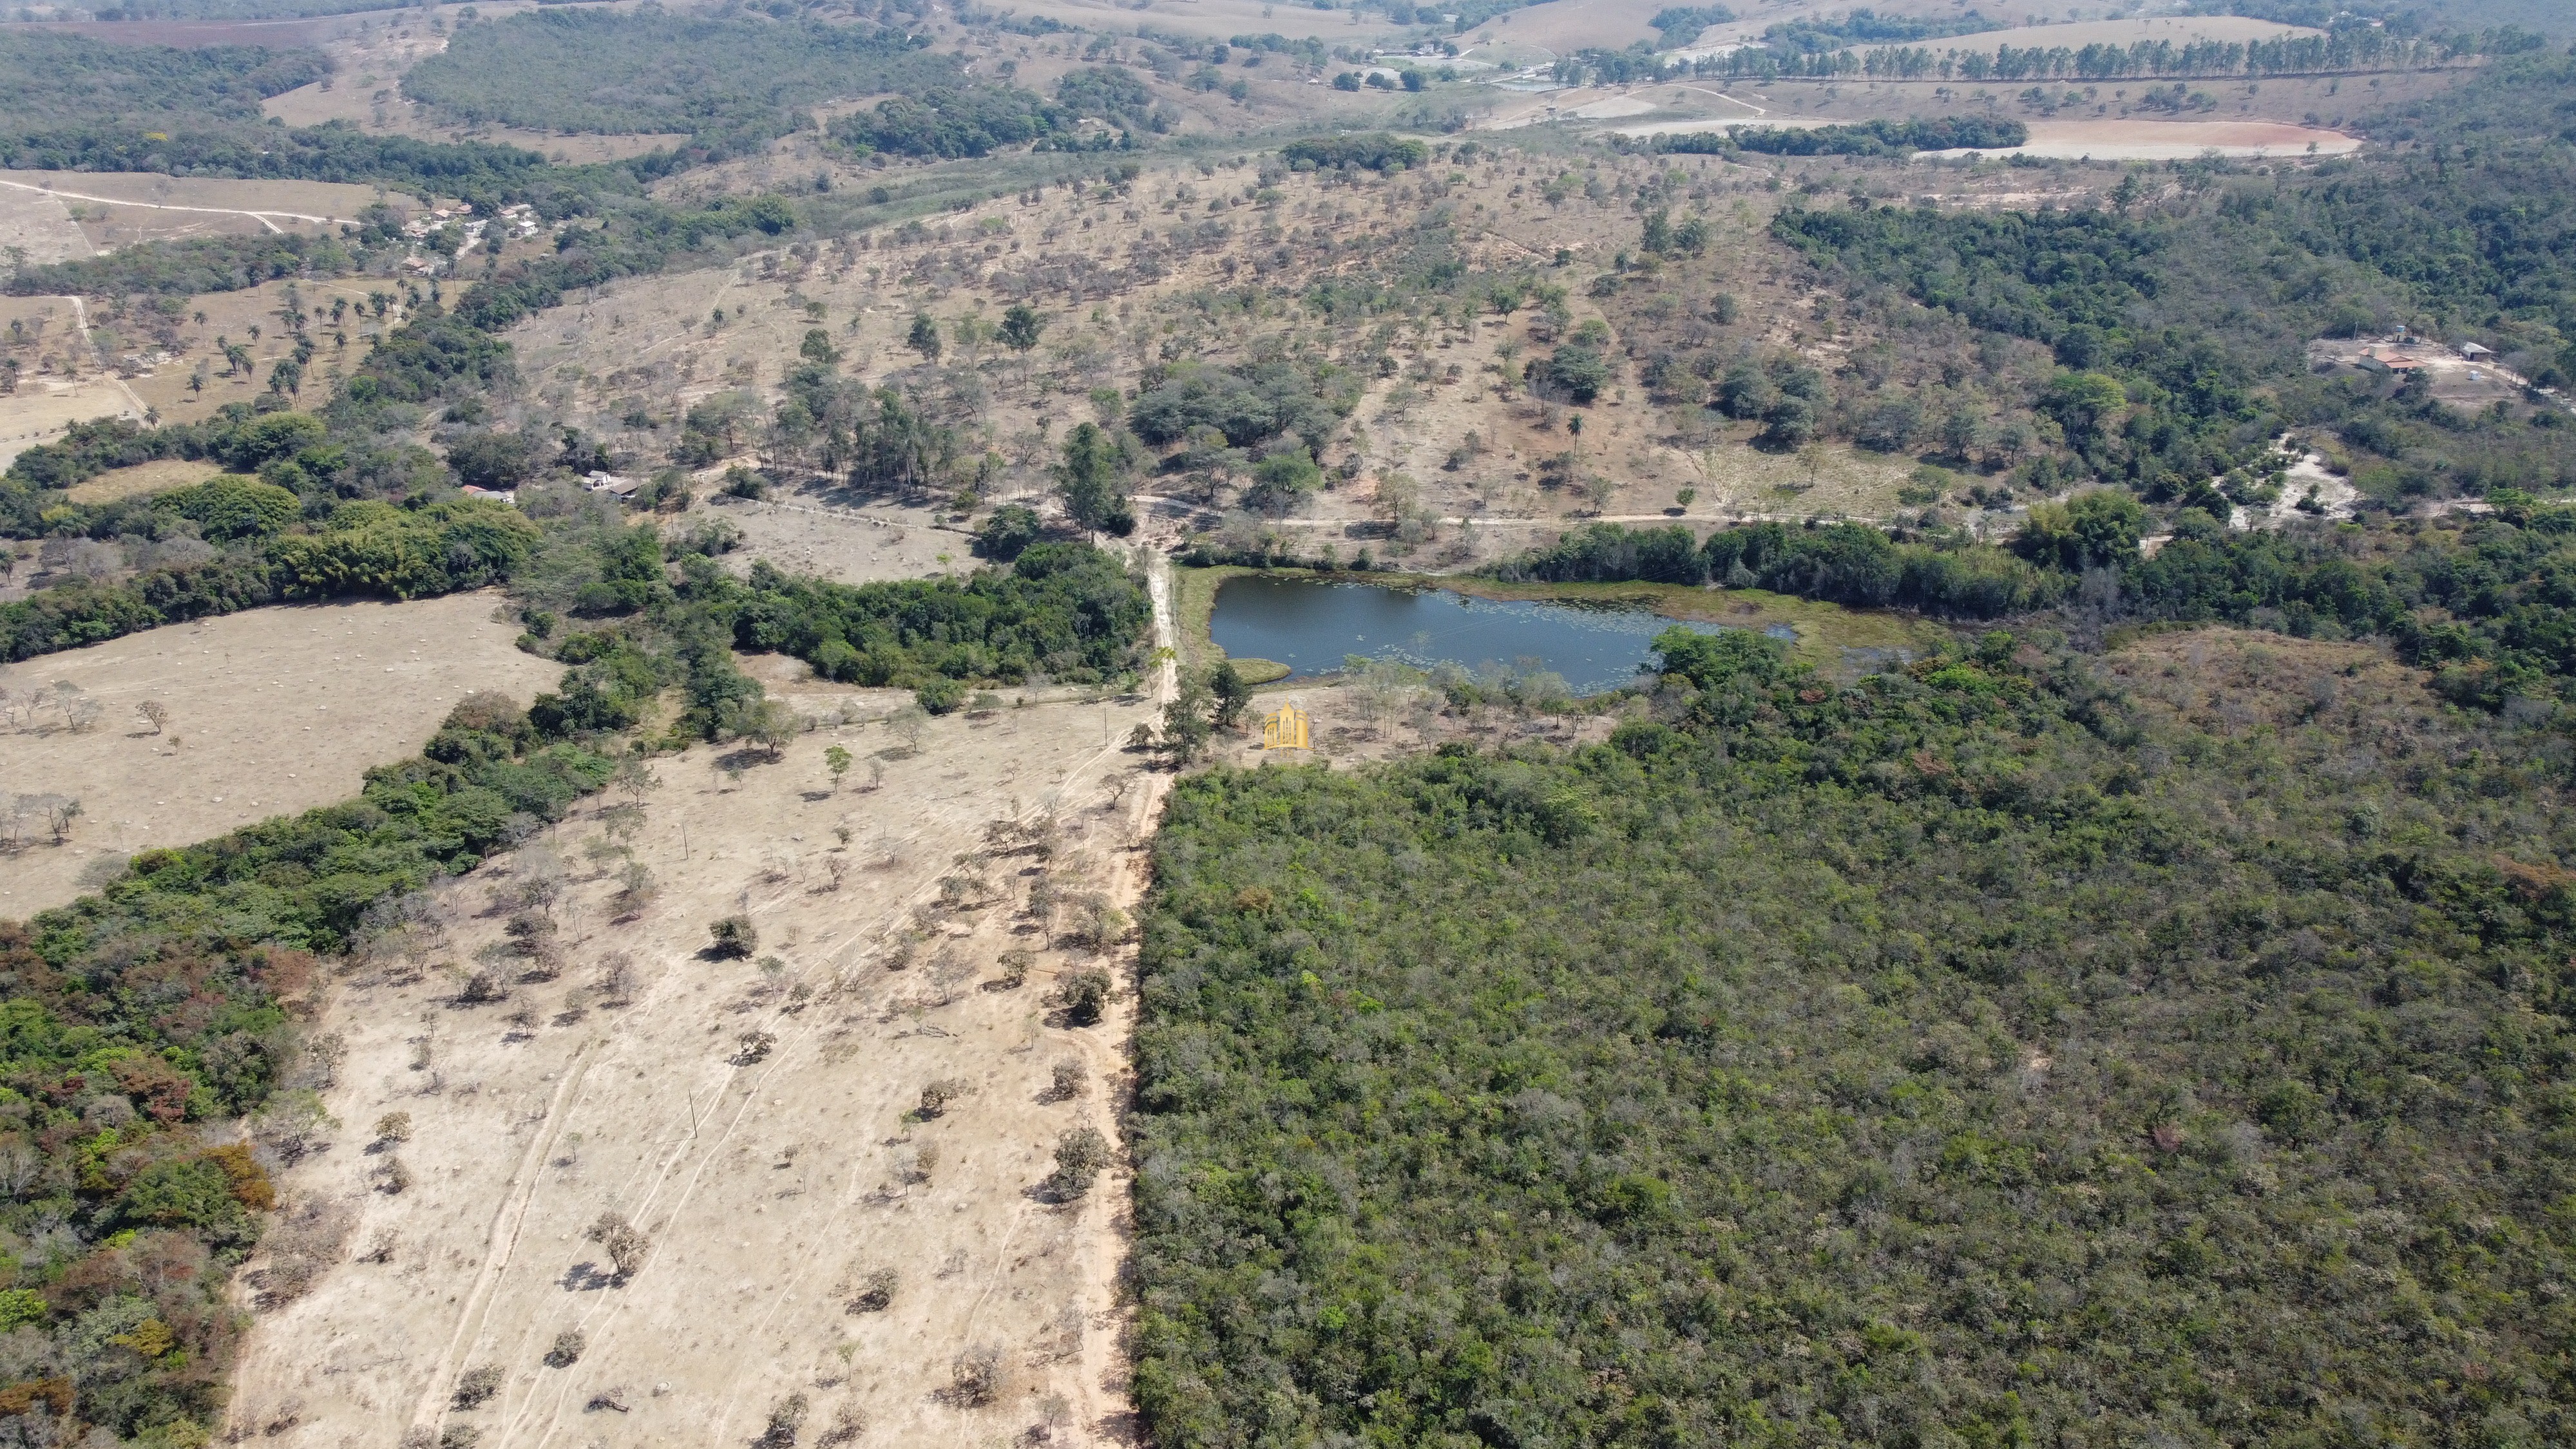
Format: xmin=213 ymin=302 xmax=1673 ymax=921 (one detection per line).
xmin=1209 ymin=576 xmax=1788 ymax=696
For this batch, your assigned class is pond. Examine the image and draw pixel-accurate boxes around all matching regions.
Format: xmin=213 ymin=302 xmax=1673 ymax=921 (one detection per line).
xmin=1209 ymin=575 xmax=1791 ymax=696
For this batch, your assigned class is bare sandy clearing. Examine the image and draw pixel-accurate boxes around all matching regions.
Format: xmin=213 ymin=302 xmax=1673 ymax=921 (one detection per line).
xmin=0 ymin=171 xmax=401 ymax=236
xmin=701 ymin=493 xmax=985 ymax=587
xmin=0 ymin=372 xmax=136 ymax=471
xmin=62 ymin=457 xmax=223 ymax=504
xmin=1466 ymin=0 xmax=1666 ymax=55
xmin=0 ymin=592 xmax=562 ymax=916
xmin=0 ymin=184 xmax=91 ymax=267
xmin=1922 ymin=118 xmax=2362 ymax=160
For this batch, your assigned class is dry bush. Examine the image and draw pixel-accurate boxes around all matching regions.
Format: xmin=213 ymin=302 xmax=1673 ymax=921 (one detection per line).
xmin=545 ymin=1329 xmax=585 ymax=1368
xmin=736 ymin=1029 xmax=778 ymax=1064
xmin=1045 ymin=1128 xmax=1111 ymax=1200
xmin=356 ymin=1232 xmax=397 ymax=1264
xmin=846 ymin=1267 xmax=897 ymax=1312
xmin=1051 ymin=1059 xmax=1087 ymax=1101
xmin=503 ymin=911 xmax=557 ymax=952
xmin=758 ymin=1392 xmax=808 ymax=1448
xmin=612 ymin=860 xmax=656 ymax=917
xmin=904 ymin=1142 xmax=941 ymax=1185
xmin=989 ymin=948 xmax=1034 ymax=992
xmin=249 ymin=1195 xmax=356 ymax=1308
xmin=440 ymin=1427 xmax=479 ymax=1449
xmin=915 ymin=1078 xmax=968 ymax=1119
xmin=949 ymin=1344 xmax=1007 ymax=1407
xmin=373 ymin=1110 xmax=413 ymax=1146
xmin=398 ymin=1429 xmax=437 ymax=1449
xmin=249 ymin=1090 xmax=336 ymax=1164
xmin=815 ymin=1405 xmax=864 ymax=1448
xmin=818 ymin=855 xmax=850 ymax=892
xmin=298 ymin=1031 xmax=347 ymax=1090
xmin=456 ymin=969 xmax=509 ymax=1006
xmin=709 ymin=914 xmax=759 ymax=958
xmin=1039 ymin=1300 xmax=1087 ymax=1362
xmin=519 ymin=940 xmax=564 ymax=983
xmin=586 ymin=1210 xmax=650 ymax=1280
xmin=452 ymin=1365 xmax=504 ymax=1409
xmin=598 ymin=951 xmax=636 ymax=1006
xmin=371 ymin=1155 xmax=414 ymax=1195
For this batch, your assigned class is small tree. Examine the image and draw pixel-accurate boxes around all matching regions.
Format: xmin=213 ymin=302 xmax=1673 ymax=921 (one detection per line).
xmin=999 ymin=302 xmax=1044 ymax=352
xmin=823 ymin=744 xmax=853 ymax=791
xmin=135 ymin=700 xmax=168 ymax=735
xmin=1045 ymin=1127 xmax=1111 ymax=1199
xmin=452 ymin=1367 xmax=504 ymax=1409
xmin=611 ymin=755 xmax=659 ymax=808
xmin=1052 ymin=422 xmax=1136 ymax=538
xmin=1056 ymin=969 xmax=1111 ymax=1026
xmin=586 ymin=1211 xmax=650 ymax=1280
xmin=887 ymin=705 xmax=929 ymax=753
xmin=950 ymin=1345 xmax=1006 ymax=1406
xmin=906 ymin=312 xmax=942 ymax=361
xmin=709 ymin=915 xmax=758 ymax=958
xmin=1210 ymin=661 xmax=1252 ymax=730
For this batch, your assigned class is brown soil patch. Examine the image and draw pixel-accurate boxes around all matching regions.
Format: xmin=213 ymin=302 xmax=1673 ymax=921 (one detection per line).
xmin=62 ymin=457 xmax=221 ymax=504
xmin=0 ymin=591 xmax=562 ymax=917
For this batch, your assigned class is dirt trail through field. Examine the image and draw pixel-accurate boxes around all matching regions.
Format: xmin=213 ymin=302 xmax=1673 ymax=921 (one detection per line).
xmin=226 ymin=551 xmax=1175 ymax=1449
xmin=0 ymin=176 xmax=342 ymax=232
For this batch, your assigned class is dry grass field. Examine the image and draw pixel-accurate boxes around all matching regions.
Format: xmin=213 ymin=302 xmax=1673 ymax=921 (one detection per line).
xmin=61 ymin=457 xmax=222 ymax=504
xmin=0 ymin=591 xmax=562 ymax=917
xmin=217 ymin=553 xmax=1181 ymax=1449
xmin=0 ymin=171 xmax=401 ymax=243
xmin=223 ymin=693 xmax=1166 ymax=1449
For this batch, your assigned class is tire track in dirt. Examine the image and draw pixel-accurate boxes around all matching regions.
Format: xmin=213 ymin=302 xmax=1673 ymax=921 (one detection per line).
xmin=407 ymin=1043 xmax=596 ymax=1435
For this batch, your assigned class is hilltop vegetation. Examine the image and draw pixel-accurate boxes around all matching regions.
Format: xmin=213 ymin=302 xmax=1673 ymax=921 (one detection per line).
xmin=0 ymin=28 xmax=325 ymax=128
xmin=403 ymin=10 xmax=957 ymax=158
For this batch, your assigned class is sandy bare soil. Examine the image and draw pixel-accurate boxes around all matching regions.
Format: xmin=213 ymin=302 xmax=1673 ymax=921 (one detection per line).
xmin=221 ymin=555 xmax=1181 ymax=1449
xmin=700 ymin=493 xmax=985 ymax=587
xmin=0 ymin=591 xmax=562 ymax=917
xmin=0 ymin=184 xmax=91 ymax=267
xmin=0 ymin=373 xmax=138 ymax=471
xmin=1925 ymin=118 xmax=2362 ymax=160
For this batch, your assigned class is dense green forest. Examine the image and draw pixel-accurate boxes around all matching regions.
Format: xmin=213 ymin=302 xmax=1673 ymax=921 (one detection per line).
xmin=0 ymin=29 xmax=596 ymax=197
xmin=402 ymin=10 xmax=957 ymax=158
xmin=1660 ymin=117 xmax=2028 ymax=158
xmin=1133 ymin=594 xmax=2576 ymax=1448
xmin=0 ymin=29 xmax=324 ymax=126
